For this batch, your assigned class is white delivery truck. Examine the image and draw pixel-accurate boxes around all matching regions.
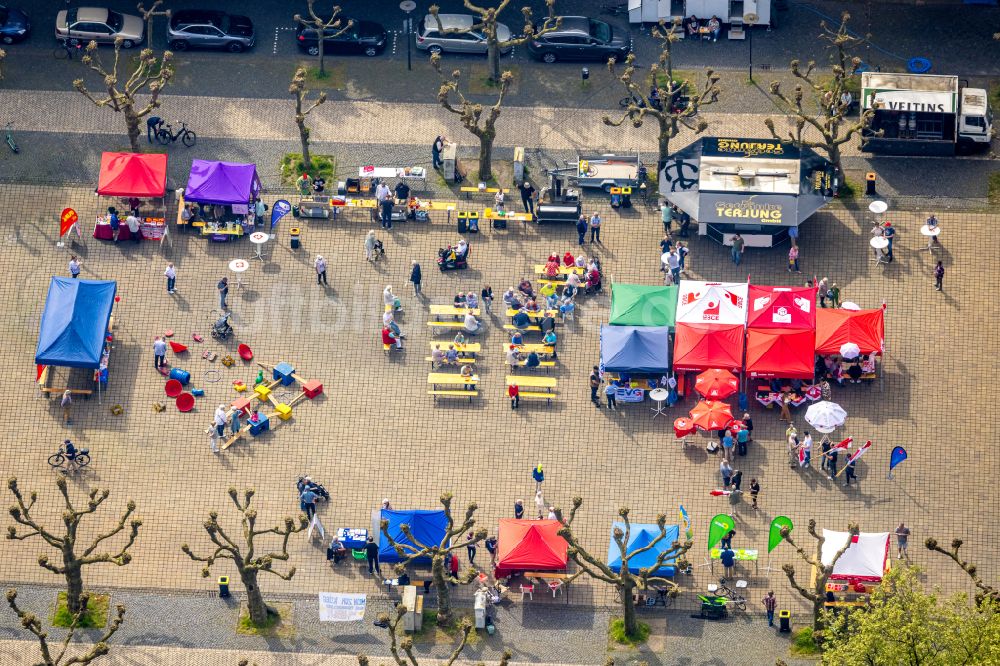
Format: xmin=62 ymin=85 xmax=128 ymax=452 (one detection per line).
xmin=861 ymin=72 xmax=993 ymax=156
xmin=627 ymin=0 xmax=771 ymax=30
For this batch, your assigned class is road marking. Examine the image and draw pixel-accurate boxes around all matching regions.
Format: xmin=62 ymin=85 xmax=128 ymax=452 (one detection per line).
xmin=391 ymin=30 xmax=398 ymax=56
xmin=273 ymin=26 xmax=294 ymax=56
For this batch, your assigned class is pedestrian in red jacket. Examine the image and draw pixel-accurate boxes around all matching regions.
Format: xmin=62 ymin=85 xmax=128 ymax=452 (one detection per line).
xmin=508 ymin=383 xmax=520 ymax=409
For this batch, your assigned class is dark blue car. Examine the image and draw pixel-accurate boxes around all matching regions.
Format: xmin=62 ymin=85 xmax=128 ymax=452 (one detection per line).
xmin=0 ymin=5 xmax=29 ymax=44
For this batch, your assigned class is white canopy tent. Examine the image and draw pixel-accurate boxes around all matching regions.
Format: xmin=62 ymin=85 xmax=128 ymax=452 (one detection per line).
xmin=821 ymin=530 xmax=890 ymax=583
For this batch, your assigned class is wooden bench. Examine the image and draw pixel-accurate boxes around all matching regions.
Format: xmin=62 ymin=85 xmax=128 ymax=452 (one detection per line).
xmin=428 ymin=389 xmax=478 ymax=403
xmin=425 ymin=356 xmax=476 ymax=366
xmin=428 ymin=321 xmax=467 ymax=332
xmin=503 ymin=324 xmax=541 ymax=333
xmin=507 ymin=390 xmax=556 ymax=404
xmin=506 ymin=360 xmax=556 ymax=371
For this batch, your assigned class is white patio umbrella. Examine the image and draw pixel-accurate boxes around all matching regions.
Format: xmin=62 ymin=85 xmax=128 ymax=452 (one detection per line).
xmin=841 ymin=301 xmax=861 ymax=311
xmin=805 ymin=401 xmax=848 ymax=433
xmin=840 ymin=342 xmax=861 ymax=359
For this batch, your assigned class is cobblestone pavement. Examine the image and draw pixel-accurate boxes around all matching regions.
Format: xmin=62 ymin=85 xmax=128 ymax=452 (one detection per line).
xmin=0 ymin=163 xmax=996 ymax=663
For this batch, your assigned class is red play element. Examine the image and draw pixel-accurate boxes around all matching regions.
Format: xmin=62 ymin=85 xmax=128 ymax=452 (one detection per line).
xmin=237 ymin=344 xmax=253 ymax=361
xmin=36 ymin=365 xmax=45 ymax=381
xmin=302 ymin=379 xmax=323 ymax=398
xmin=168 ymin=341 xmax=188 ymax=353
xmin=231 ymin=396 xmax=253 ymax=415
xmin=165 ymin=379 xmax=183 ymax=397
xmin=192 ymin=334 xmax=204 ymax=342
xmin=164 ymin=329 xmax=174 ymax=337
xmin=156 ymin=365 xmax=170 ymax=376
xmin=175 ymin=392 xmax=195 ymax=412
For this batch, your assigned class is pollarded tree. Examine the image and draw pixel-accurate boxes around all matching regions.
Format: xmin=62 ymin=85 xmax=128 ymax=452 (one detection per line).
xmin=6 ymin=477 xmax=142 ymax=616
xmin=357 ymin=603 xmax=514 ymax=666
xmin=6 ymin=589 xmax=126 ymax=666
xmin=380 ymin=492 xmax=486 ymax=626
xmin=293 ymin=1 xmax=352 ymax=77
xmin=605 ymin=21 xmax=720 ymax=167
xmin=429 ymin=0 xmax=559 ymax=83
xmin=554 ymin=499 xmax=692 ymax=641
xmin=181 ymin=488 xmax=307 ymax=627
xmin=779 ymin=520 xmax=858 ymax=633
xmin=136 ymin=1 xmax=171 ymax=50
xmin=819 ymin=565 xmax=1000 ymax=666
xmin=925 ymin=536 xmax=999 ymax=607
xmin=763 ymin=12 xmax=873 ymax=179
xmin=431 ymin=54 xmax=511 ymax=182
xmin=289 ymin=66 xmax=327 ymax=172
xmin=73 ymin=39 xmax=174 ymax=152
xmin=0 ymin=49 xmax=6 ymax=82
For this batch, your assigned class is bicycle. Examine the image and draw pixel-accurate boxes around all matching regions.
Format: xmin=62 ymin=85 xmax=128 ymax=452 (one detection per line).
xmin=48 ymin=445 xmax=91 ymax=473
xmin=4 ymin=122 xmax=17 ymax=154
xmin=716 ymin=578 xmax=747 ymax=610
xmin=154 ymin=120 xmax=197 ymax=147
xmin=53 ymin=39 xmax=83 ymax=60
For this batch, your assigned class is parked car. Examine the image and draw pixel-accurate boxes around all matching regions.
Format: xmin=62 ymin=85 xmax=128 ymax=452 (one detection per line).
xmin=167 ymin=10 xmax=254 ymax=52
xmin=54 ymin=7 xmax=144 ymax=48
xmin=295 ymin=19 xmax=387 ymax=57
xmin=527 ymin=16 xmax=629 ymax=64
xmin=415 ymin=13 xmax=511 ymax=56
xmin=0 ymin=5 xmax=30 ymax=44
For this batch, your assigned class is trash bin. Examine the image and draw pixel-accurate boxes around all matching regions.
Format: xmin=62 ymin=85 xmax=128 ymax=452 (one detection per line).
xmin=290 ymin=227 xmax=301 ymax=249
xmin=457 ymin=212 xmax=468 ymax=233
xmin=865 ymin=172 xmax=877 ymax=196
xmin=778 ymin=609 xmax=791 ymax=632
xmin=218 ymin=576 xmax=230 ymax=598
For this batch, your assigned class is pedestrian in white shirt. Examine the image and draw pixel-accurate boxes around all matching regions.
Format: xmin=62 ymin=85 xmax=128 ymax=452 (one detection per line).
xmin=314 ymin=255 xmax=328 ymax=286
xmin=68 ymin=256 xmax=81 ymax=278
xmin=211 ymin=405 xmax=227 ymax=453
xmin=164 ymin=263 xmax=177 ymax=294
xmin=125 ymin=213 xmax=141 ymax=243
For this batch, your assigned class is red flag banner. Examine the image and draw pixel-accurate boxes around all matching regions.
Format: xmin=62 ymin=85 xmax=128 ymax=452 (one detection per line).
xmin=60 ymin=208 xmax=78 ymax=237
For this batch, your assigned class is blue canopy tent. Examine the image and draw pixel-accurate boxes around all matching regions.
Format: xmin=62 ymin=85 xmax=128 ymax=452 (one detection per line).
xmin=35 ymin=278 xmax=116 ymax=368
xmin=377 ymin=509 xmax=448 ymax=563
xmin=599 ymin=325 xmax=671 ymax=373
xmin=607 ymin=522 xmax=680 ymax=577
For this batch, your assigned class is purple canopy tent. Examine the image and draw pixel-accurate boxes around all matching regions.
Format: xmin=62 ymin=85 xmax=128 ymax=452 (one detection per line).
xmin=184 ymin=160 xmax=261 ymax=205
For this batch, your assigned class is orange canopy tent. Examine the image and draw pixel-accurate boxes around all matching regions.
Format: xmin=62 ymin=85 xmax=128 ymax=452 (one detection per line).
xmin=815 ymin=308 xmax=884 ymax=355
xmin=494 ymin=519 xmax=568 ymax=578
xmin=97 ymin=152 xmax=167 ymax=198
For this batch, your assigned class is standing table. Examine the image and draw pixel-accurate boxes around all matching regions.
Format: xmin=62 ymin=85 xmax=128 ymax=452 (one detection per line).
xmin=249 ymin=232 xmax=268 ymax=261
xmin=920 ymin=224 xmax=940 ymax=251
xmin=649 ymin=388 xmax=669 ymax=418
xmin=229 ymin=258 xmax=249 ymax=290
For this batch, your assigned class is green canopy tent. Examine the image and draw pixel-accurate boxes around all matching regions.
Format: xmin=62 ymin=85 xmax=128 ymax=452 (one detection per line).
xmin=609 ymin=284 xmax=678 ymax=327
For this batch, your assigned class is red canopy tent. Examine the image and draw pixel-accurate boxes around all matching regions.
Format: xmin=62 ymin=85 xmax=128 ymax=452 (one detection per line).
xmin=745 ymin=329 xmax=816 ymax=379
xmin=672 ymin=323 xmax=744 ymax=372
xmin=494 ymin=519 xmax=568 ymax=579
xmin=815 ymin=308 xmax=885 ymax=355
xmin=97 ymin=152 xmax=167 ymax=197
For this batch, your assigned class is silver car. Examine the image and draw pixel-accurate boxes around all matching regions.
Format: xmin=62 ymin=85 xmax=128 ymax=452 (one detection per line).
xmin=55 ymin=7 xmax=144 ymax=48
xmin=167 ymin=10 xmax=254 ymax=52
xmin=415 ymin=13 xmax=511 ymax=56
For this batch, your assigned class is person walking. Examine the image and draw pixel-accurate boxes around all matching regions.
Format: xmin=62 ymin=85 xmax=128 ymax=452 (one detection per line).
xmin=299 ymin=487 xmax=318 ymax=520
xmin=575 ymin=215 xmax=588 ymax=246
xmin=68 ymin=256 xmax=81 ymax=278
xmin=730 ymin=469 xmax=743 ymax=491
xmin=519 ymin=180 xmax=536 ymax=214
xmin=762 ymin=591 xmax=778 ymax=627
xmin=217 ymin=277 xmax=229 ymax=310
xmin=820 ymin=435 xmax=831 ymax=474
xmin=895 ymin=523 xmax=910 ymax=559
xmin=153 ymin=336 xmax=167 ymax=369
xmin=720 ymin=459 xmax=733 ymax=488
xmin=749 ymin=478 xmax=760 ymax=509
xmin=514 ymin=498 xmax=525 ymax=519
xmin=934 ymin=261 xmax=944 ymax=291
xmin=827 ymin=448 xmax=839 ymax=480
xmin=801 ymin=431 xmax=813 ymax=468
xmin=666 ymin=249 xmax=681 ymax=286
xmin=364 ymin=536 xmax=382 ymax=577
xmin=883 ymin=221 xmax=895 ymax=261
xmin=466 ymin=533 xmax=478 ymax=565
xmin=661 ymin=203 xmax=673 ymax=235
xmin=829 ymin=282 xmax=841 ymax=308
xmin=508 ymin=382 xmax=520 ymax=409
xmin=604 ymin=380 xmax=617 ymax=410
xmin=843 ymin=458 xmax=857 ymax=487
xmin=730 ymin=233 xmax=744 ymax=265
xmin=589 ymin=211 xmax=602 ymax=243
xmin=61 ymin=390 xmax=73 ymax=425
xmin=409 ymin=260 xmax=422 ymax=296
xmin=164 ymin=262 xmax=177 ymax=294
xmin=481 ymin=285 xmax=493 ymax=314
xmin=485 ymin=534 xmax=498 ymax=566
xmin=589 ymin=366 xmax=601 ymax=406
xmin=788 ymin=245 xmax=800 ymax=272
xmin=533 ymin=490 xmax=546 ymax=519
xmin=432 ymin=135 xmax=445 ymax=170
xmin=211 ymin=404 xmax=226 ymax=454
xmin=722 ymin=429 xmax=735 ymax=462
xmin=314 ymin=255 xmax=328 ymax=286
xmin=532 ymin=463 xmax=544 ymax=490
xmin=779 ymin=392 xmax=793 ymax=422
xmin=817 ymin=277 xmax=829 ymax=307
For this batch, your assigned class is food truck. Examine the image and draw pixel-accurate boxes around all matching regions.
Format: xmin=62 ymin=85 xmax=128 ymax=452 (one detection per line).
xmin=861 ymin=72 xmax=992 ymax=156
xmin=627 ymin=0 xmax=772 ymax=30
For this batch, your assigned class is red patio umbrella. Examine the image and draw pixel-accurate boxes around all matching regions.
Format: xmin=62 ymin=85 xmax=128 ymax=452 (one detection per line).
xmin=168 ymin=340 xmax=188 ymax=353
xmin=689 ymin=400 xmax=734 ymax=432
xmin=694 ymin=368 xmax=739 ymax=400
xmin=673 ymin=417 xmax=695 ymax=439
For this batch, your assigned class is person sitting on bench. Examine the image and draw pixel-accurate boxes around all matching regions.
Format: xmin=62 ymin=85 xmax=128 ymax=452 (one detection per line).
xmin=327 ymin=536 xmax=348 ymax=564
xmin=464 ymin=311 xmax=482 ymax=335
xmin=524 ymin=351 xmax=541 ymax=369
xmin=512 ymin=310 xmax=532 ymax=330
xmin=506 ymin=344 xmax=523 ymax=366
xmin=685 ymin=15 xmax=700 ymax=37
xmin=707 ymin=15 xmax=721 ymax=42
xmin=394 ymin=181 xmax=410 ymax=203
xmin=517 ymin=277 xmax=534 ymax=299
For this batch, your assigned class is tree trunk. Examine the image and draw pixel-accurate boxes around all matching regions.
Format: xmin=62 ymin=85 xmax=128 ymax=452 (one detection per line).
xmin=431 ymin=554 xmax=451 ymax=625
xmin=240 ymin=568 xmax=271 ymax=626
xmin=828 ymin=144 xmax=843 ymax=185
xmin=64 ymin=563 xmax=85 ymax=615
xmin=487 ymin=40 xmax=501 ymax=83
xmin=318 ymin=39 xmax=326 ymax=76
xmin=657 ymin=120 xmax=672 ymax=167
xmin=297 ymin=120 xmax=313 ymax=171
xmin=124 ymin=105 xmax=141 ymax=153
xmin=477 ymin=133 xmax=494 ymax=183
xmin=620 ymin=580 xmax=639 ymax=638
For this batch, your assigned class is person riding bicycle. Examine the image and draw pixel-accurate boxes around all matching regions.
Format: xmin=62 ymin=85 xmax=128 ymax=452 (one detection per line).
xmin=146 ymin=116 xmax=163 ymax=144
xmin=64 ymin=439 xmax=78 ymax=460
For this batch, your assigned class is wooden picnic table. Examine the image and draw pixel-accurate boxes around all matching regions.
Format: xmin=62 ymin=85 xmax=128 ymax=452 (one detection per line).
xmin=506 ymin=308 xmax=557 ymax=319
xmin=429 ymin=305 xmax=481 ymax=319
xmin=428 ymin=342 xmax=481 ymax=355
xmin=428 ymin=373 xmax=479 ymax=389
xmin=483 ymin=207 xmax=532 ymax=223
xmin=533 ymin=264 xmax=584 ymax=275
xmin=505 ymin=375 xmax=556 ymax=390
xmin=505 ymin=344 xmax=554 ymax=355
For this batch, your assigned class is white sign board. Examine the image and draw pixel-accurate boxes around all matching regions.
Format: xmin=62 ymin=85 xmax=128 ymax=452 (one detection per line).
xmin=318 ymin=593 xmax=367 ymax=622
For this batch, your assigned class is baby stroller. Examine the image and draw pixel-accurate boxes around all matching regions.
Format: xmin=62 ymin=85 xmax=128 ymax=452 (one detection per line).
xmin=438 ymin=244 xmax=470 ymax=271
xmin=211 ymin=312 xmax=233 ymax=340
xmin=372 ymin=238 xmax=386 ymax=262
xmin=297 ymin=476 xmax=330 ymax=500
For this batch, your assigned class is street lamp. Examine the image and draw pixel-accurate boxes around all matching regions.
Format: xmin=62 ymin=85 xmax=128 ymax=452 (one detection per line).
xmin=743 ymin=13 xmax=758 ymax=82
xmin=400 ymin=1 xmax=416 ymax=71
